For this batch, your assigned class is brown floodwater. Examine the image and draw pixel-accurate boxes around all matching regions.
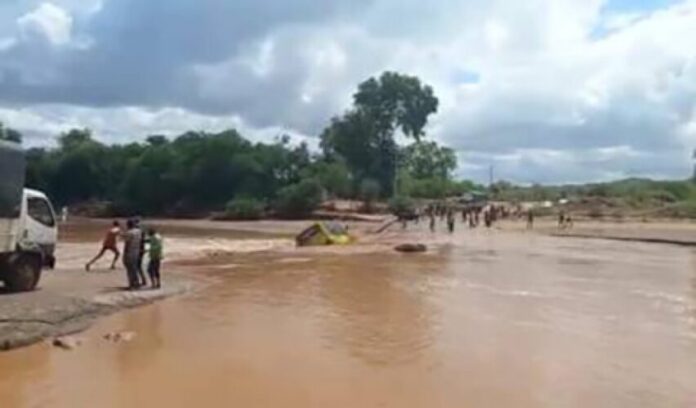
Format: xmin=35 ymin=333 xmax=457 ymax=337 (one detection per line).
xmin=1 ymin=229 xmax=696 ymax=407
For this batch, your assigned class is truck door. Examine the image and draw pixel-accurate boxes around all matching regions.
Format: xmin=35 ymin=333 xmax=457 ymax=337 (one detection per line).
xmin=24 ymin=195 xmax=57 ymax=256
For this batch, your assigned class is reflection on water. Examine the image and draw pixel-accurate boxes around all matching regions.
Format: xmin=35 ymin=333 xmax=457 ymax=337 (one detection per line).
xmin=2 ymin=232 xmax=696 ymax=407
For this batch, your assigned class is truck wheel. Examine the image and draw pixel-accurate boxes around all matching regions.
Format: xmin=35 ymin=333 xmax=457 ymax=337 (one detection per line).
xmin=5 ymin=254 xmax=42 ymax=292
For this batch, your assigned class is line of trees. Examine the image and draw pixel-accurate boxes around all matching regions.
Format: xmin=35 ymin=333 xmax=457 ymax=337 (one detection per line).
xmin=2 ymin=72 xmax=478 ymax=218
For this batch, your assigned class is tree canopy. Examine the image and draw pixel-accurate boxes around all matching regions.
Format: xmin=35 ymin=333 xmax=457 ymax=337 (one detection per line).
xmin=24 ymin=129 xmax=321 ymax=217
xmin=402 ymin=141 xmax=457 ymax=180
xmin=5 ymin=71 xmax=476 ymax=217
xmin=321 ymin=72 xmax=439 ymax=196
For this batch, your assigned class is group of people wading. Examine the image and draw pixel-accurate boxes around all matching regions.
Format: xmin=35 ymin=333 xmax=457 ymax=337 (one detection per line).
xmin=85 ymin=219 xmax=164 ymax=290
xmin=403 ymin=202 xmax=572 ymax=233
xmin=422 ymin=204 xmax=510 ymax=233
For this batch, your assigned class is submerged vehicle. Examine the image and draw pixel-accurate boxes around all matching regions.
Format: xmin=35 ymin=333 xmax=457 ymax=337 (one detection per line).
xmin=296 ymin=221 xmax=354 ymax=247
xmin=0 ymin=141 xmax=58 ymax=292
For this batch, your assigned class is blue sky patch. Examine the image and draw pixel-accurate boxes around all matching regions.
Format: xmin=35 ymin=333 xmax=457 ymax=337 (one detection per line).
xmin=453 ymin=70 xmax=481 ymax=85
xmin=603 ymin=0 xmax=682 ymax=13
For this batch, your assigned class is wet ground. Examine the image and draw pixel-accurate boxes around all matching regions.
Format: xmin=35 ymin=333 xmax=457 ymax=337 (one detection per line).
xmin=2 ymin=221 xmax=696 ymax=407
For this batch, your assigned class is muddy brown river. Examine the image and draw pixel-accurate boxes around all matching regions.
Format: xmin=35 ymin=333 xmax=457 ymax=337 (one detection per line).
xmin=1 ymin=229 xmax=696 ymax=407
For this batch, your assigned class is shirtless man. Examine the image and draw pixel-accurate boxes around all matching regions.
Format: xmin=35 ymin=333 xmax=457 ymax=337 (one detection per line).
xmin=86 ymin=221 xmax=121 ymax=271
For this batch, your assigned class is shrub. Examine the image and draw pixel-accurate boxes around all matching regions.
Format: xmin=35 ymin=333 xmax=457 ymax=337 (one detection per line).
xmin=388 ymin=195 xmax=416 ymax=217
xmin=224 ymin=197 xmax=265 ymax=220
xmin=658 ymin=201 xmax=696 ymax=219
xmin=359 ymin=178 xmax=381 ymax=213
xmin=587 ymin=207 xmax=604 ymax=219
xmin=274 ymin=179 xmax=323 ymax=219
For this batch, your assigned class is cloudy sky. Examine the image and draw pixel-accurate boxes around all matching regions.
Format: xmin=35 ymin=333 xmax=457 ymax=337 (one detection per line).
xmin=0 ymin=0 xmax=695 ymax=184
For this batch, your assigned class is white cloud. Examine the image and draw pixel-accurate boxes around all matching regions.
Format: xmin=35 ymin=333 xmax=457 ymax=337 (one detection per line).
xmin=17 ymin=3 xmax=73 ymax=46
xmin=0 ymin=104 xmax=312 ymax=148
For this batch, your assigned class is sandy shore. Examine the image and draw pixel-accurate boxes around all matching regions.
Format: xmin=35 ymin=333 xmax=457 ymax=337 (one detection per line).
xmin=0 ymin=219 xmax=296 ymax=351
xmin=500 ymin=218 xmax=696 ymax=246
xmin=3 ymin=216 xmax=696 ymax=351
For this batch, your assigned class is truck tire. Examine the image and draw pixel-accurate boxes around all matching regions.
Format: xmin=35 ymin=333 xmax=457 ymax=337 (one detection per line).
xmin=5 ymin=254 xmax=42 ymax=292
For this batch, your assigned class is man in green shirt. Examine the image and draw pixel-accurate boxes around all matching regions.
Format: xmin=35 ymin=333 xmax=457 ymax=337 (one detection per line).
xmin=146 ymin=228 xmax=163 ymax=289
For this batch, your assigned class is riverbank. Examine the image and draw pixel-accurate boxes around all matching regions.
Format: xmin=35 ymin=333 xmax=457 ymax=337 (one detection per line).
xmin=498 ymin=218 xmax=696 ymax=246
xmin=0 ymin=273 xmax=193 ymax=350
xmin=0 ymin=219 xmax=294 ymax=351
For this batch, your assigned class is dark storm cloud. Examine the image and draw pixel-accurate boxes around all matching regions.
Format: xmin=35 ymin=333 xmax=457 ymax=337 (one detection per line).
xmin=0 ymin=0 xmax=372 ymax=110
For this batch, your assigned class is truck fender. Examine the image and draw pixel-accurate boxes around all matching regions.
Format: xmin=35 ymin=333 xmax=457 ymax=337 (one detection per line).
xmin=16 ymin=241 xmax=44 ymax=260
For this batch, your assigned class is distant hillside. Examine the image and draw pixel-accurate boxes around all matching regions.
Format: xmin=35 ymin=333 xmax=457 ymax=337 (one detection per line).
xmin=490 ymin=178 xmax=696 ymax=219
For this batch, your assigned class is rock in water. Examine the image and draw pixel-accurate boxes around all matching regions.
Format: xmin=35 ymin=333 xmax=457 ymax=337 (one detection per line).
xmin=52 ymin=336 xmax=84 ymax=350
xmin=394 ymin=243 xmax=427 ymax=253
xmin=104 ymin=331 xmax=137 ymax=343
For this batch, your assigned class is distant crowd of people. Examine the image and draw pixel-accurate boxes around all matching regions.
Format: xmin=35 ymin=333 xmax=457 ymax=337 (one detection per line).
xmin=85 ymin=219 xmax=164 ymax=290
xmin=400 ymin=202 xmax=574 ymax=233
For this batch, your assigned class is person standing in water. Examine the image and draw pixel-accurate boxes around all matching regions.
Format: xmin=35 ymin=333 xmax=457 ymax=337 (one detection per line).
xmin=86 ymin=221 xmax=121 ymax=271
xmin=146 ymin=228 xmax=163 ymax=289
xmin=134 ymin=219 xmax=148 ymax=287
xmin=429 ymin=210 xmax=436 ymax=232
xmin=123 ymin=219 xmax=143 ymax=290
xmin=565 ymin=215 xmax=574 ymax=229
xmin=527 ymin=210 xmax=535 ymax=229
xmin=447 ymin=209 xmax=455 ymax=233
xmin=484 ymin=210 xmax=493 ymax=228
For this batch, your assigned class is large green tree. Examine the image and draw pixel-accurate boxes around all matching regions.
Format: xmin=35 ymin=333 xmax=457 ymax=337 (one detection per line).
xmin=321 ymin=72 xmax=439 ymax=196
xmin=402 ymin=141 xmax=457 ymax=180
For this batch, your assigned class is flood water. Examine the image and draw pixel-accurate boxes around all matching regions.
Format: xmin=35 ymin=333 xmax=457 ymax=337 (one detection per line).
xmin=1 ymin=230 xmax=696 ymax=407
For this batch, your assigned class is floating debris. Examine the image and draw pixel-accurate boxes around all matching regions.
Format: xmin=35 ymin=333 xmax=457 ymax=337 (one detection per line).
xmin=52 ymin=336 xmax=84 ymax=350
xmin=103 ymin=331 xmax=137 ymax=343
xmin=394 ymin=243 xmax=427 ymax=253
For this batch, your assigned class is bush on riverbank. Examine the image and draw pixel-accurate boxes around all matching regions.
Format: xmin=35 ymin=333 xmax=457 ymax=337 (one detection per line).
xmin=222 ymin=197 xmax=265 ymax=220
xmin=274 ymin=179 xmax=323 ymax=219
xmin=388 ymin=195 xmax=416 ymax=218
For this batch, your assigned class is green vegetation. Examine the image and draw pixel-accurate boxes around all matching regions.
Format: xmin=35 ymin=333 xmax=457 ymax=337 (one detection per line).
xmin=223 ymin=197 xmax=265 ymax=220
xmin=491 ymin=178 xmax=696 ymax=205
xmin=24 ymin=128 xmax=317 ymax=217
xmin=491 ymin=178 xmax=696 ymax=219
xmin=321 ymin=72 xmax=439 ymax=197
xmin=6 ymin=72 xmax=480 ymax=218
xmin=274 ymin=179 xmax=323 ymax=219
xmin=388 ymin=195 xmax=416 ymax=217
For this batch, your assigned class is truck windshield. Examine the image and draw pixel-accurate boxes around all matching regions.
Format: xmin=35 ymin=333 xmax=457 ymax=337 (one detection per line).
xmin=0 ymin=142 xmax=25 ymax=218
xmin=27 ymin=197 xmax=56 ymax=227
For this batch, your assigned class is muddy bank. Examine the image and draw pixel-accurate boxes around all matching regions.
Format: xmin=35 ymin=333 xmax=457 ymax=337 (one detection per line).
xmin=0 ymin=216 xmax=439 ymax=351
xmin=0 ymin=281 xmax=192 ymax=350
xmin=499 ymin=218 xmax=696 ymax=246
xmin=551 ymin=223 xmax=696 ymax=246
xmin=0 ymin=220 xmax=296 ymax=351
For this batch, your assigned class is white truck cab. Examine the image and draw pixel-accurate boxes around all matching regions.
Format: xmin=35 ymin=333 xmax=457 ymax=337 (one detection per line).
xmin=18 ymin=188 xmax=58 ymax=262
xmin=0 ymin=141 xmax=58 ymax=292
